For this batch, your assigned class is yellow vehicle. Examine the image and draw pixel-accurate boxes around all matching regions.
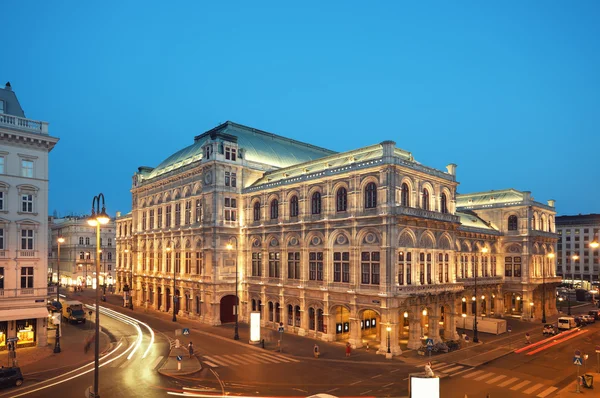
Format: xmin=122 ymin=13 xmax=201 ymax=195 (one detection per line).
xmin=60 ymin=300 xmax=86 ymax=324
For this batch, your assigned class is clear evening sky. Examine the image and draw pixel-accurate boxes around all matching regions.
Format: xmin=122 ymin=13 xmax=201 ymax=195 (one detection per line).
xmin=3 ymin=1 xmax=599 ymax=217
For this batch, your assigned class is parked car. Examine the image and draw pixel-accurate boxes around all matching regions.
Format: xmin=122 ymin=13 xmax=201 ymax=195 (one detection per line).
xmin=589 ymin=310 xmax=600 ymax=320
xmin=543 ymin=324 xmax=557 ymax=336
xmin=574 ymin=316 xmax=587 ymax=327
xmin=0 ymin=367 xmax=23 ymax=388
xmin=558 ymin=316 xmax=578 ymax=330
xmin=582 ymin=315 xmax=595 ymax=324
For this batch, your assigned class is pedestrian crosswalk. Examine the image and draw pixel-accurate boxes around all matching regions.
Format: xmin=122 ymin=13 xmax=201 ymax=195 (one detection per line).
xmin=201 ymin=353 xmax=300 ymax=368
xmin=420 ymin=361 xmax=559 ymax=397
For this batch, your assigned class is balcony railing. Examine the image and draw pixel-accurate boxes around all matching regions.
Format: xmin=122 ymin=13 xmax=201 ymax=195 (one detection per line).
xmin=457 ymin=276 xmax=504 ymax=286
xmin=18 ymin=250 xmax=37 ymax=258
xmin=0 ymin=114 xmax=49 ymax=135
xmin=393 ymin=206 xmax=460 ymax=223
xmin=397 ymin=283 xmax=464 ymax=295
xmin=0 ymin=287 xmax=50 ymax=298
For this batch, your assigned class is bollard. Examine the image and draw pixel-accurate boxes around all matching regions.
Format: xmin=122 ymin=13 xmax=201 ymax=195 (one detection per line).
xmin=178 ymin=362 xmax=181 ymax=371
xmin=261 ymin=339 xmax=265 ymax=349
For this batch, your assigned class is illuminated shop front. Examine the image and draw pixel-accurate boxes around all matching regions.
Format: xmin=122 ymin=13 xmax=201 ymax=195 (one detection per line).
xmin=0 ymin=322 xmax=6 ymax=349
xmin=16 ymin=319 xmax=36 ymax=346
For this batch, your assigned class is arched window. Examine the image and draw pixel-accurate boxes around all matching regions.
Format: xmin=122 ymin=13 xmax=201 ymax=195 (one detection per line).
xmin=532 ymin=215 xmax=537 ymax=230
xmin=79 ymin=237 xmax=84 ymax=245
xmin=440 ymin=193 xmax=448 ymax=214
xmin=336 ymin=187 xmax=347 ymax=212
xmin=422 ymin=189 xmax=430 ymax=210
xmin=540 ymin=218 xmax=545 ymax=231
xmin=290 ymin=195 xmax=299 ymax=217
xmin=508 ymin=215 xmax=518 ymax=231
xmin=253 ymin=201 xmax=261 ymax=221
xmin=311 ymin=192 xmax=321 ymax=214
xmin=401 ymin=183 xmax=410 ymax=207
xmin=79 ymin=251 xmax=85 ymax=260
xmin=365 ymin=182 xmax=377 ymax=209
xmin=270 ymin=199 xmax=279 ymax=219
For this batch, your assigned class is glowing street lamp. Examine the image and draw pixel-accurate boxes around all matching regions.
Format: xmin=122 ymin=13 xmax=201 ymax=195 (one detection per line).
xmin=386 ymin=326 xmax=392 ymax=354
xmin=87 ymin=193 xmax=109 ymax=398
xmin=53 ymin=236 xmax=65 ymax=354
xmin=227 ymin=242 xmax=239 ymax=340
xmin=543 ymin=253 xmax=554 ymax=323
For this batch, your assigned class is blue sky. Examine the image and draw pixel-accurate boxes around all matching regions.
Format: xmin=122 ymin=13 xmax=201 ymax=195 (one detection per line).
xmin=3 ymin=1 xmax=599 ymax=216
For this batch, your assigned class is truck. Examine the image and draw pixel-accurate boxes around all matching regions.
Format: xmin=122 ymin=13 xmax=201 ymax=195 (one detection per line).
xmin=60 ymin=300 xmax=86 ymax=324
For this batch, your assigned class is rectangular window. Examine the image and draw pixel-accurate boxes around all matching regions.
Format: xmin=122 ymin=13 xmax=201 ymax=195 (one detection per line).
xmin=309 ymin=252 xmax=323 ymax=281
xmin=21 ymin=194 xmax=33 ymax=213
xmin=195 ymin=251 xmax=202 ymax=274
xmin=0 ymin=228 xmax=3 ymax=249
xmin=20 ymin=229 xmax=33 ymax=250
xmin=166 ymin=206 xmax=171 ymax=227
xmin=225 ymin=172 xmax=231 ymax=187
xmin=505 ymin=257 xmax=513 ymax=277
xmin=513 ymin=257 xmax=522 ymax=277
xmin=166 ymin=251 xmax=172 ymax=273
xmin=0 ymin=100 xmax=4 ymax=114
xmin=333 ymin=252 xmax=350 ymax=283
xmin=185 ymin=252 xmax=191 ymax=274
xmin=157 ymin=251 xmax=162 ymax=272
xmin=149 ymin=252 xmax=154 ymax=271
xmin=175 ymin=203 xmax=181 ymax=226
xmin=398 ymin=251 xmax=404 ymax=285
xmin=175 ymin=252 xmax=181 ymax=273
xmin=269 ymin=252 xmax=280 ymax=278
xmin=252 ymin=252 xmax=262 ymax=276
xmin=225 ymin=147 xmax=237 ymax=161
xmin=185 ymin=201 xmax=191 ymax=225
xmin=426 ymin=253 xmax=432 ymax=284
xmin=195 ymin=199 xmax=202 ymax=223
xmin=142 ymin=252 xmax=146 ymax=270
xmin=419 ymin=253 xmax=425 ymax=285
xmin=361 ymin=252 xmax=380 ymax=284
xmin=158 ymin=208 xmax=163 ymax=228
xmin=149 ymin=209 xmax=154 ymax=229
xmin=0 ymin=192 xmax=4 ymax=210
xmin=224 ymin=197 xmax=237 ymax=221
xmin=20 ymin=267 xmax=33 ymax=288
xmin=287 ymin=252 xmax=300 ymax=279
xmin=142 ymin=211 xmax=147 ymax=230
xmin=21 ymin=160 xmax=33 ymax=178
xmin=0 ymin=156 xmax=4 ymax=174
xmin=0 ymin=268 xmax=3 ymax=289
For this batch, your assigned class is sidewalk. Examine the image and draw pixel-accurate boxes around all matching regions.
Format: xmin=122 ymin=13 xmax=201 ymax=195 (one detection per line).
xmin=3 ymin=317 xmax=111 ymax=375
xmin=157 ymin=343 xmax=202 ymax=376
xmin=555 ymin=372 xmax=600 ymax=397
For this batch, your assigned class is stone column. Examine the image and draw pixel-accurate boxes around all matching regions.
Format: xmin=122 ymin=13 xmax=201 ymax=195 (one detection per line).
xmin=486 ymin=297 xmax=492 ymax=316
xmin=407 ymin=315 xmax=423 ymax=349
xmin=429 ymin=316 xmax=441 ymax=343
xmin=348 ymin=317 xmax=362 ymax=349
xmin=447 ymin=312 xmax=461 ymax=340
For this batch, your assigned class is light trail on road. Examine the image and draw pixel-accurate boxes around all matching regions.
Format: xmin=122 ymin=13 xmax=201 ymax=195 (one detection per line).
xmin=526 ymin=329 xmax=589 ymax=355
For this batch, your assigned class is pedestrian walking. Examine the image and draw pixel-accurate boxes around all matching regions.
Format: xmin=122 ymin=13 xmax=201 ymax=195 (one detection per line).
xmin=424 ymin=361 xmax=434 ymax=377
xmin=313 ymin=344 xmax=320 ymax=358
xmin=525 ymin=332 xmax=531 ymax=344
xmin=345 ymin=342 xmax=351 ymax=357
xmin=188 ymin=341 xmax=194 ymax=358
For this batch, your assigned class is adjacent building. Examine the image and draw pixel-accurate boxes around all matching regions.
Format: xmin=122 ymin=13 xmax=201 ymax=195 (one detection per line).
xmin=48 ymin=216 xmax=116 ymax=289
xmin=120 ymin=121 xmax=559 ymax=355
xmin=0 ymin=82 xmax=59 ymax=348
xmin=555 ymin=214 xmax=600 ymax=285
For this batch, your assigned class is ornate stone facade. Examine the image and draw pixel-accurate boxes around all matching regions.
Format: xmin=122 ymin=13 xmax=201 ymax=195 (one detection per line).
xmin=117 ymin=121 xmax=559 ymax=355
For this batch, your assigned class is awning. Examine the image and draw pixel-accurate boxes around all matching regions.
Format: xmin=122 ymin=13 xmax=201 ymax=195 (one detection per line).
xmin=0 ymin=307 xmax=50 ymax=322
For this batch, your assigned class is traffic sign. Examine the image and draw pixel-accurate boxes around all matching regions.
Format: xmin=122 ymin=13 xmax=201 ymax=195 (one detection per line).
xmin=278 ymin=326 xmax=285 ymax=333
xmin=426 ymin=339 xmax=434 ymax=347
xmin=182 ymin=328 xmax=190 ymax=336
xmin=176 ymin=355 xmax=183 ymax=361
xmin=574 ymin=357 xmax=583 ymax=366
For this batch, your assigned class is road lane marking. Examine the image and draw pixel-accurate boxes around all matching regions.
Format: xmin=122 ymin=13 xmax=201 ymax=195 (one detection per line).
xmin=391 ymin=369 xmax=402 ymax=373
xmin=327 ymin=388 xmax=339 ymax=393
xmin=203 ymin=355 xmax=230 ymax=366
xmin=371 ymin=374 xmax=382 ymax=379
xmin=439 ymin=365 xmax=464 ymax=374
xmin=463 ymin=370 xmax=484 ymax=379
xmin=350 ymin=380 xmax=363 ymax=385
xmin=359 ymin=390 xmax=372 ymax=396
xmin=486 ymin=375 xmax=507 ymax=384
xmin=433 ymin=363 xmax=456 ymax=371
xmin=474 ymin=372 xmax=495 ymax=381
xmin=221 ymin=355 xmax=247 ymax=365
xmin=238 ymin=354 xmax=264 ymax=364
xmin=255 ymin=354 xmax=286 ymax=363
xmin=450 ymin=368 xmax=475 ymax=377
xmin=382 ymin=383 xmax=394 ymax=388
xmin=511 ymin=380 xmax=531 ymax=391
xmin=203 ymin=361 xmax=219 ymax=367
xmin=523 ymin=383 xmax=545 ymax=395
xmin=150 ymin=355 xmax=164 ymax=370
xmin=536 ymin=386 xmax=558 ymax=397
xmin=498 ymin=377 xmax=519 ymax=387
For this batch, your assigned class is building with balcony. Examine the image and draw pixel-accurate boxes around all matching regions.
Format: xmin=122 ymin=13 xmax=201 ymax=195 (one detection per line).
xmin=48 ymin=216 xmax=116 ymax=289
xmin=0 ymin=82 xmax=59 ymax=348
xmin=123 ymin=121 xmax=558 ymax=355
xmin=555 ymin=214 xmax=600 ymax=284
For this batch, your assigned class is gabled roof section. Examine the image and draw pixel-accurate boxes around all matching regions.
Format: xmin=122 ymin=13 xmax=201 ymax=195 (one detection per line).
xmin=456 ymin=189 xmax=525 ymax=208
xmin=0 ymin=83 xmax=25 ymax=117
xmin=143 ymin=121 xmax=336 ymax=180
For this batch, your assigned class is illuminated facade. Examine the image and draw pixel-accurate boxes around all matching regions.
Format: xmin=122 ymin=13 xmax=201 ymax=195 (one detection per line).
xmin=0 ymin=82 xmax=59 ymax=348
xmin=555 ymin=214 xmax=600 ymax=284
xmin=120 ymin=121 xmax=560 ymax=355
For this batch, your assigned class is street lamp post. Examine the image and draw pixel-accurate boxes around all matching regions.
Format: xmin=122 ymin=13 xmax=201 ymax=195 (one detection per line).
xmin=386 ymin=326 xmax=391 ymax=354
xmin=87 ymin=194 xmax=110 ymax=398
xmin=54 ymin=236 xmax=65 ymax=354
xmin=462 ymin=313 xmax=467 ymax=332
xmin=473 ymin=247 xmax=486 ymax=343
xmin=543 ymin=253 xmax=554 ymax=323
xmin=558 ymin=297 xmax=563 ymax=313
xmin=573 ymin=254 xmax=580 ymax=288
xmin=227 ymin=242 xmax=239 ymax=340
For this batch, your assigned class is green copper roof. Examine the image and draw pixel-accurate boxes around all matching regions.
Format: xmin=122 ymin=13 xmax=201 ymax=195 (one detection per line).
xmin=456 ymin=210 xmax=498 ymax=232
xmin=456 ymin=189 xmax=526 ymax=208
xmin=145 ymin=121 xmax=336 ymax=180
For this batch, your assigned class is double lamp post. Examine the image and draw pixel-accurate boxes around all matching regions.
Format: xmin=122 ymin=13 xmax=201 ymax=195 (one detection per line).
xmin=54 ymin=236 xmax=65 ymax=354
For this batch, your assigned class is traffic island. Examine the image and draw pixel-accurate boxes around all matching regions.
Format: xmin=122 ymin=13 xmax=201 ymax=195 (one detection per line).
xmin=158 ymin=345 xmax=202 ymax=377
xmin=555 ymin=372 xmax=600 ymax=397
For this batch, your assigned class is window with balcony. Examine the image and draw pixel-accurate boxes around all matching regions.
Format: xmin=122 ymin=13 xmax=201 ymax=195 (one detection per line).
xmin=270 ymin=199 xmax=279 ymax=219
xmin=287 ymin=252 xmax=300 ymax=279
xmin=252 ymin=252 xmax=262 ymax=276
xmin=268 ymin=252 xmax=280 ymax=278
xmin=309 ymin=252 xmax=323 ymax=281
xmin=20 ymin=267 xmax=33 ymax=288
xmin=21 ymin=194 xmax=33 ymax=213
xmin=21 ymin=160 xmax=33 ymax=178
xmin=336 ymin=188 xmax=347 ymax=212
xmin=333 ymin=252 xmax=350 ymax=283
xmin=0 ymin=100 xmax=4 ymax=114
xmin=85 ymin=252 xmax=91 ymax=260
xmin=365 ymin=182 xmax=377 ymax=209
xmin=311 ymin=192 xmax=321 ymax=215
xmin=20 ymin=229 xmax=33 ymax=250
xmin=224 ymin=198 xmax=237 ymax=221
xmin=361 ymin=251 xmax=380 ymax=285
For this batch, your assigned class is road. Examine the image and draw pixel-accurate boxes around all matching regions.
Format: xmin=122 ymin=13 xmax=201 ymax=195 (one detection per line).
xmin=1 ymin=293 xmax=594 ymax=397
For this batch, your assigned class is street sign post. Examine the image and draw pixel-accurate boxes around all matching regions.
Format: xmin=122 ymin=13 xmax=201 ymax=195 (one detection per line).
xmin=182 ymin=328 xmax=190 ymax=336
xmin=574 ymin=351 xmax=582 ymax=393
xmin=278 ymin=322 xmax=284 ymax=353
xmin=176 ymin=355 xmax=182 ymax=371
xmin=426 ymin=338 xmax=434 ymax=360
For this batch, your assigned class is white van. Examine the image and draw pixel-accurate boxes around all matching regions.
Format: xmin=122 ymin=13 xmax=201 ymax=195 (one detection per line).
xmin=558 ymin=317 xmax=576 ymax=330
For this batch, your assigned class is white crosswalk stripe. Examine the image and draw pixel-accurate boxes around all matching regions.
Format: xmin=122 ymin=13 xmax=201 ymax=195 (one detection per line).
xmin=201 ymin=353 xmax=300 ymax=368
xmin=536 ymin=386 xmax=558 ymax=397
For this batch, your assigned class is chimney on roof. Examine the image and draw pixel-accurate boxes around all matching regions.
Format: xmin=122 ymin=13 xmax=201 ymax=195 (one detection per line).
xmin=446 ymin=163 xmax=457 ymax=176
xmin=548 ymin=199 xmax=556 ymax=207
xmin=4 ymin=82 xmax=11 ymax=91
